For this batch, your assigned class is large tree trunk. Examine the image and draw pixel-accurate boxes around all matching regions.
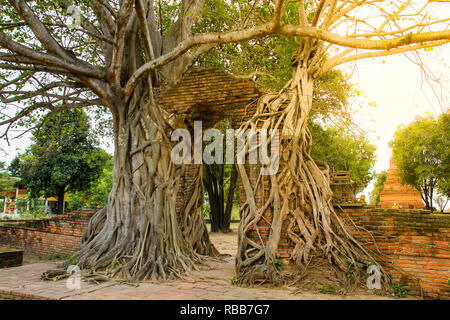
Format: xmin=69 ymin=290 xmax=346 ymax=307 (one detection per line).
xmin=74 ymin=91 xmax=217 ymax=282
xmin=203 ymin=163 xmax=237 ymax=233
xmin=56 ymin=188 xmax=65 ymax=215
xmin=236 ymin=43 xmax=383 ymax=286
xmin=70 ymin=0 xmax=219 ymax=281
xmin=222 ymin=164 xmax=238 ymax=233
xmin=203 ymin=164 xmax=222 ymax=232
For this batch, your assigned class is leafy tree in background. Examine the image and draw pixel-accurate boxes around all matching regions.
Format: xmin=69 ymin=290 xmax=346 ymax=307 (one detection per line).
xmin=67 ymin=153 xmax=113 ymax=210
xmin=0 ymin=162 xmax=16 ymax=216
xmin=203 ymin=162 xmax=238 ymax=233
xmin=0 ymin=161 xmax=15 ymax=195
xmin=202 ymin=120 xmax=239 ymax=233
xmin=196 ymin=30 xmax=358 ymax=129
xmin=369 ymin=171 xmax=387 ymax=206
xmin=391 ymin=113 xmax=449 ymax=210
xmin=9 ymin=109 xmax=108 ymax=214
xmin=310 ymin=122 xmax=376 ymax=194
xmin=436 ymin=113 xmax=450 ymax=200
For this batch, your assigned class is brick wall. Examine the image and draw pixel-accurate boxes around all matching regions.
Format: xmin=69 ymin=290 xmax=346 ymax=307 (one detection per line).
xmin=0 ymin=248 xmax=23 ymax=268
xmin=246 ymin=206 xmax=450 ymax=299
xmin=158 ymin=67 xmax=259 ymax=128
xmin=0 ymin=207 xmax=99 ymax=257
xmin=337 ymin=207 xmax=450 ymax=299
xmin=1 ymin=203 xmax=449 ymax=298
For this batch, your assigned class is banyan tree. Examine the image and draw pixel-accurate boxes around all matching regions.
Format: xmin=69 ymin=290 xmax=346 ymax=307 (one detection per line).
xmin=0 ymin=0 xmax=448 ymax=284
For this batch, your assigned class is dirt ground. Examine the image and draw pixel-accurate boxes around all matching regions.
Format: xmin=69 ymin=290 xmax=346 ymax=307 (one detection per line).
xmin=11 ymin=222 xmax=412 ymax=299
xmin=192 ymin=223 xmax=240 ymax=284
xmin=179 ymin=224 xmax=408 ymax=299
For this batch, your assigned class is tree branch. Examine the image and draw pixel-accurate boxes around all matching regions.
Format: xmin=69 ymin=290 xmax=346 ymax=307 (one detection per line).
xmin=321 ymin=39 xmax=450 ymax=74
xmin=0 ymin=32 xmax=106 ymax=78
xmin=9 ymin=0 xmax=68 ymax=58
xmin=279 ymin=25 xmax=450 ymax=50
xmin=110 ymin=0 xmax=135 ymax=87
xmin=136 ymin=0 xmax=156 ymax=60
xmin=125 ymin=0 xmax=287 ymax=96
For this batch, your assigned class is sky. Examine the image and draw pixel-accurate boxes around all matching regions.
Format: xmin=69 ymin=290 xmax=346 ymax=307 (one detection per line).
xmin=347 ymin=45 xmax=449 ymax=199
xmin=1 ymin=45 xmax=449 ymax=204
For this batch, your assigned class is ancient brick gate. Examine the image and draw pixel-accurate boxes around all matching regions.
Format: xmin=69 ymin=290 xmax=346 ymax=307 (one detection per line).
xmin=2 ymin=67 xmax=448 ymax=299
xmin=157 ymin=67 xmax=450 ymax=299
xmin=158 ymin=67 xmax=262 ymax=220
xmin=158 ymin=67 xmax=360 ymax=266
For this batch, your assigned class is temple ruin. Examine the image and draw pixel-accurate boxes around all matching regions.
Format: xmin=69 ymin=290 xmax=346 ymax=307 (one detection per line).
xmin=378 ymin=157 xmax=424 ymax=209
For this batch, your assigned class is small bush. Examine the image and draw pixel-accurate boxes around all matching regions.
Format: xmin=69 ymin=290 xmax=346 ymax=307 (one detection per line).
xmin=274 ymin=258 xmax=283 ymax=271
xmin=388 ymin=281 xmax=408 ymax=298
xmin=319 ymin=284 xmax=337 ymax=294
xmin=18 ymin=205 xmax=53 ymax=220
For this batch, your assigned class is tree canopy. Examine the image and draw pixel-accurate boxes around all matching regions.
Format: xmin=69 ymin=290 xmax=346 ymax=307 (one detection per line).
xmin=9 ymin=109 xmax=108 ymax=214
xmin=0 ymin=0 xmax=448 ymax=133
xmin=0 ymin=161 xmax=15 ymax=196
xmin=390 ymin=113 xmax=449 ymax=210
xmin=369 ymin=170 xmax=387 ymax=206
xmin=309 ymin=121 xmax=376 ymax=194
xmin=67 ymin=153 xmax=113 ymax=210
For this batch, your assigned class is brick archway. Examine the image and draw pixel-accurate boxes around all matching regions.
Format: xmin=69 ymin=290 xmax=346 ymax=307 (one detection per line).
xmin=159 ymin=67 xmax=260 ymax=127
xmin=158 ymin=67 xmax=263 ymax=232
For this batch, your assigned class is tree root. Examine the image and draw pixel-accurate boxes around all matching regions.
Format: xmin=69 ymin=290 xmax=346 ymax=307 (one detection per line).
xmin=235 ymin=49 xmax=389 ymax=291
xmin=42 ymin=88 xmax=217 ymax=283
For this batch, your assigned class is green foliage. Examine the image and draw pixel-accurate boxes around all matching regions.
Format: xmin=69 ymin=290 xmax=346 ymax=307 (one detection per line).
xmin=202 ymin=203 xmax=240 ymax=221
xmin=67 ymin=154 xmax=113 ymax=210
xmin=0 ymin=162 xmax=16 ymax=195
xmin=69 ymin=256 xmax=78 ymax=266
xmin=370 ymin=171 xmax=387 ymax=205
xmin=230 ymin=276 xmax=240 ymax=286
xmin=231 ymin=206 xmax=240 ymax=221
xmin=391 ymin=113 xmax=449 ymax=209
xmin=319 ymin=283 xmax=337 ymax=294
xmin=48 ymin=253 xmax=61 ymax=260
xmin=47 ymin=253 xmax=77 ymax=269
xmin=201 ymin=202 xmax=211 ymax=219
xmin=373 ymin=291 xmax=386 ymax=297
xmin=113 ymin=259 xmax=123 ymax=266
xmin=18 ymin=205 xmax=53 ymax=220
xmin=197 ymin=38 xmax=357 ymax=126
xmin=436 ymin=113 xmax=450 ymax=198
xmin=193 ymin=1 xmax=364 ymax=129
xmin=310 ymin=121 xmax=377 ymax=193
xmin=9 ymin=109 xmax=108 ymax=213
xmin=388 ymin=281 xmax=408 ymax=298
xmin=345 ymin=266 xmax=355 ymax=281
xmin=274 ymin=258 xmax=283 ymax=271
xmin=62 ymin=256 xmax=79 ymax=271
